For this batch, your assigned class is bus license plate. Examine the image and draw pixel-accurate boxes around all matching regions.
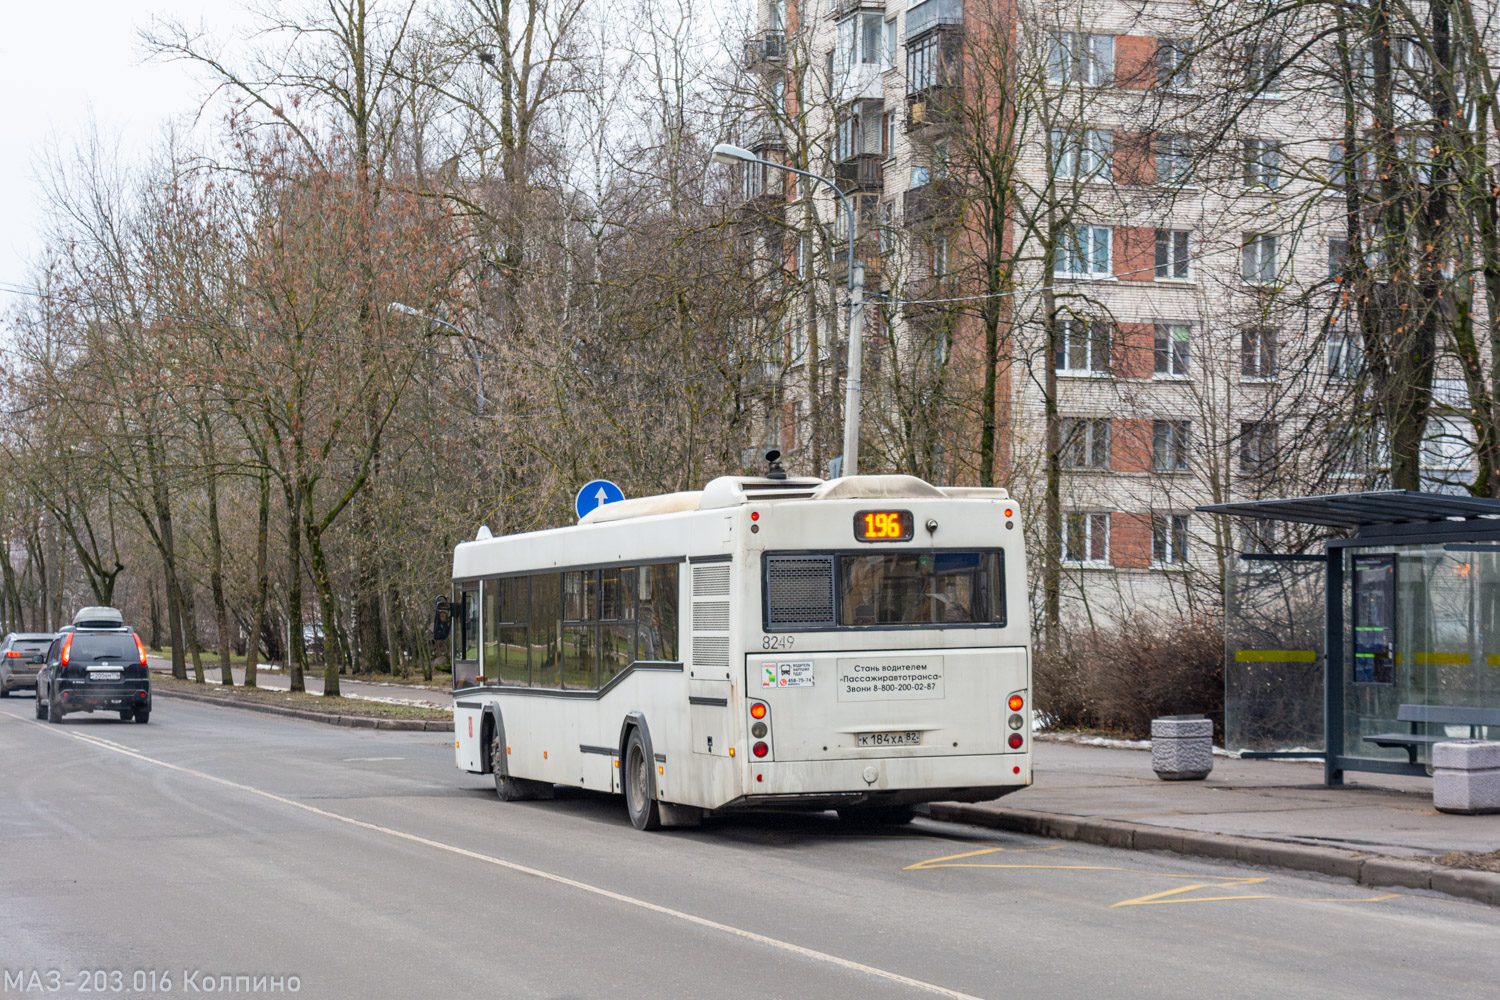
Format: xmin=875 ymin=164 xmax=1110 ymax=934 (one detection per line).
xmin=91 ymin=671 xmax=121 ymax=680
xmin=857 ymin=731 xmax=920 ymax=747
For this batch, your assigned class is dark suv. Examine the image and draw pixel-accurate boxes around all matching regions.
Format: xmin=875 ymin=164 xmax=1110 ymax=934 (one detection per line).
xmin=35 ymin=626 xmax=152 ymax=724
xmin=0 ymin=633 xmax=54 ymax=697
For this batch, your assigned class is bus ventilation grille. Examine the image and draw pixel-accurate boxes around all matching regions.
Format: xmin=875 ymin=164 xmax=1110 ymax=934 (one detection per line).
xmin=765 ymin=555 xmax=836 ymax=630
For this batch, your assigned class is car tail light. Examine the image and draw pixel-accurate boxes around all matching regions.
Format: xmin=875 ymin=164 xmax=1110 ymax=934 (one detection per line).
xmin=1008 ymin=732 xmax=1024 ymax=749
xmin=4 ymin=650 xmax=22 ymax=658
xmin=750 ymin=702 xmax=767 ymax=720
xmin=60 ymin=634 xmax=73 ymax=668
xmin=1008 ymin=694 xmax=1024 ymax=711
xmin=133 ymin=634 xmax=148 ymax=668
xmin=752 ymin=741 xmax=769 ymax=758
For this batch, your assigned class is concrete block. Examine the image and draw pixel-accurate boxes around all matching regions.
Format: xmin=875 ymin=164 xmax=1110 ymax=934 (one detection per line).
xmin=1433 ymin=741 xmax=1500 ymax=814
xmin=1151 ymin=716 xmax=1214 ymax=780
xmin=1429 ymin=867 xmax=1500 ymax=906
xmin=1433 ymin=739 xmax=1500 ymax=770
xmin=1359 ymin=857 xmax=1433 ymax=891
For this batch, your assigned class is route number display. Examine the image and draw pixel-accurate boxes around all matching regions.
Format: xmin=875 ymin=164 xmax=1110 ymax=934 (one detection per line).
xmin=854 ymin=510 xmax=913 ymax=542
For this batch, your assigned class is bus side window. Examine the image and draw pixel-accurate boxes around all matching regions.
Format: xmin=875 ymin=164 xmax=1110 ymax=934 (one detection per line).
xmin=455 ymin=588 xmax=480 ymax=688
xmin=636 ymin=564 xmax=679 ymax=662
xmin=529 ymin=573 xmax=562 ymax=688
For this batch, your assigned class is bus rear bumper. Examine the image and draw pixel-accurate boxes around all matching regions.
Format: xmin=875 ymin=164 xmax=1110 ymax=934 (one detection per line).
xmin=724 ymin=753 xmax=1030 ymax=811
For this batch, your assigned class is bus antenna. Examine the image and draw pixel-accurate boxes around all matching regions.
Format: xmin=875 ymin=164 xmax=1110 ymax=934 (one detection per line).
xmin=764 ymin=449 xmax=787 ymax=481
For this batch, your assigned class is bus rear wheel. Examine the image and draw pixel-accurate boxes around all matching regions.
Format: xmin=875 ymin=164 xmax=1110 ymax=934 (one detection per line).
xmin=624 ymin=729 xmax=661 ymax=831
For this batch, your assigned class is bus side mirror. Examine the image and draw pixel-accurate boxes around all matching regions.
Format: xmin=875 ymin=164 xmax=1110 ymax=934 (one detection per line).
xmin=433 ymin=598 xmax=452 ymax=642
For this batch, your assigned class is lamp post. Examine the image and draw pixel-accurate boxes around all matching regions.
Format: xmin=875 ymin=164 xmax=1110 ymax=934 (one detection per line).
xmin=387 ymin=302 xmax=487 ymax=413
xmin=710 ymin=142 xmax=866 ymax=478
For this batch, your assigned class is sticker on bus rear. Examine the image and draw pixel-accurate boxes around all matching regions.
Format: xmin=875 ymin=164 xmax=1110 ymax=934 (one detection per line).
xmin=762 ymin=661 xmax=814 ymax=688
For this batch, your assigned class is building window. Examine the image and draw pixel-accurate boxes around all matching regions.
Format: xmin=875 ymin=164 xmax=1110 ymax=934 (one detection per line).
xmin=1244 ymin=41 xmax=1282 ymax=94
xmin=1242 ymin=233 xmax=1278 ymax=283
xmin=906 ymin=32 xmax=951 ymax=92
xmin=1152 ymin=420 xmax=1191 ymax=472
xmin=884 ymin=18 xmax=897 ymax=70
xmin=885 ymin=111 xmax=897 ymax=157
xmin=796 ymin=235 xmax=808 ymax=279
xmin=836 ymin=12 xmax=884 ymax=74
xmin=1061 ymin=417 xmax=1111 ymax=469
xmin=1056 ymin=225 xmax=1112 ymax=277
xmin=1052 ymin=128 xmax=1112 ymax=181
xmin=1152 ymin=515 xmax=1189 ymax=565
xmin=1241 ymin=327 xmax=1278 ymax=379
xmin=1156 ymin=39 xmax=1192 ymax=90
xmin=1239 ymin=421 xmax=1277 ymax=472
xmin=1154 ymin=323 xmax=1190 ymax=376
xmin=1328 ymin=237 xmax=1350 ymax=278
xmin=1063 ymin=512 xmax=1111 ymax=565
xmin=929 ymin=234 xmax=948 ymax=277
xmin=1055 ymin=318 xmax=1111 ymax=374
xmin=932 ymin=137 xmax=951 ymax=180
xmin=1048 ymin=33 xmax=1113 ymax=86
xmin=1156 ymin=135 xmax=1193 ymax=185
xmin=878 ymin=200 xmax=895 ymax=253
xmin=1243 ymin=139 xmax=1281 ymax=189
xmin=1155 ymin=229 xmax=1190 ymax=279
xmin=1328 ymin=328 xmax=1362 ymax=379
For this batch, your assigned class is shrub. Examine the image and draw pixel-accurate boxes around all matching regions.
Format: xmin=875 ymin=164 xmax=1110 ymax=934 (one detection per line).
xmin=1034 ymin=613 xmax=1224 ymax=741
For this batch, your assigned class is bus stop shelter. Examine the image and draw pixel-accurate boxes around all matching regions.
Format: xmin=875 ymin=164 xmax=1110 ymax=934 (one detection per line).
xmin=1198 ymin=491 xmax=1500 ymax=786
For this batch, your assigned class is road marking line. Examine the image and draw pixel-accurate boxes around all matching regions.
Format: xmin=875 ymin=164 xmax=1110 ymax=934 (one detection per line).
xmin=0 ymin=710 xmax=984 ymax=1000
xmin=906 ymin=846 xmax=1403 ymax=908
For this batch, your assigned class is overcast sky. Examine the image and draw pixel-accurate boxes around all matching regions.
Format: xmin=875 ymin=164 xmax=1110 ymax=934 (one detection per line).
xmin=0 ymin=1 xmax=249 ymax=314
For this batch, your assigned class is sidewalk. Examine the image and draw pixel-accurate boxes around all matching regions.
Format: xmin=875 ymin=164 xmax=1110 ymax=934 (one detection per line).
xmin=931 ymin=738 xmax=1500 ymax=905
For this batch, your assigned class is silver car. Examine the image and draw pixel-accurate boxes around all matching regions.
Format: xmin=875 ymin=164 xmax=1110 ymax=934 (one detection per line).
xmin=0 ymin=632 xmax=55 ymax=696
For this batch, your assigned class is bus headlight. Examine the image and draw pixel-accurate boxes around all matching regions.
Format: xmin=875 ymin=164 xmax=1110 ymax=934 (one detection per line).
xmin=1008 ymin=713 xmax=1024 ymax=730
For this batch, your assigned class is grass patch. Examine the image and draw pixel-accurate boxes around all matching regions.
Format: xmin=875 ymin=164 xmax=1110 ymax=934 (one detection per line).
xmin=152 ymin=673 xmax=450 ymax=720
xmin=1433 ymin=849 xmax=1500 ymax=873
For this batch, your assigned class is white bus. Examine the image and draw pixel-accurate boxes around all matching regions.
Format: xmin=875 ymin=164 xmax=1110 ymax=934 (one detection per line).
xmin=448 ymin=469 xmax=1031 ymax=829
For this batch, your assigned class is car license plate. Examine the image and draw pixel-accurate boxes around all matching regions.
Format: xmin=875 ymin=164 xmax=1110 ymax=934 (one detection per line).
xmin=856 ymin=730 xmax=920 ymax=747
xmin=91 ymin=671 xmax=121 ymax=681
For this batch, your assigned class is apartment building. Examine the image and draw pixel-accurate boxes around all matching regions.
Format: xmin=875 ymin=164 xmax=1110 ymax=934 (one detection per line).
xmin=733 ymin=0 xmax=1470 ymax=621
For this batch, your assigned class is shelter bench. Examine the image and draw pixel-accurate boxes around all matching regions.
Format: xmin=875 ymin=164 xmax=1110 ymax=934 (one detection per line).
xmin=1364 ymin=704 xmax=1500 ymax=765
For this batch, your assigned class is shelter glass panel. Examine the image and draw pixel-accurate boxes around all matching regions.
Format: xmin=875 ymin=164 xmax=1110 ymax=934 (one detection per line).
xmin=1224 ymin=557 xmax=1324 ymax=752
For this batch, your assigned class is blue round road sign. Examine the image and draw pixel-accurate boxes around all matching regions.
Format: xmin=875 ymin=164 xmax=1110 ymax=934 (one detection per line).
xmin=575 ymin=479 xmax=626 ymax=520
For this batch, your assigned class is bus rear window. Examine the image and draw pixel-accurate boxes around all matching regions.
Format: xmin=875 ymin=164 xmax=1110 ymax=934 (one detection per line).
xmin=765 ymin=551 xmax=1005 ymax=629
xmin=840 ymin=552 xmax=1004 ymax=626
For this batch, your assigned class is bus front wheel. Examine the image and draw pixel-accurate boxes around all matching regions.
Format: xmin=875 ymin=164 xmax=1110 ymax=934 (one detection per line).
xmin=624 ymin=729 xmax=661 ymax=831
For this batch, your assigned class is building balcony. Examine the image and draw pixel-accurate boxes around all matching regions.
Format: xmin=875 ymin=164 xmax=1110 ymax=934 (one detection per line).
xmin=902 ymin=179 xmax=959 ymax=227
xmin=831 ymin=0 xmax=884 ymax=17
xmin=905 ymin=0 xmax=962 ymax=38
xmin=830 ymin=239 xmax=883 ymax=285
xmin=905 ymin=83 xmax=962 ymax=136
xmin=743 ymin=30 xmax=787 ymax=71
xmin=835 ymin=153 xmax=884 ymax=193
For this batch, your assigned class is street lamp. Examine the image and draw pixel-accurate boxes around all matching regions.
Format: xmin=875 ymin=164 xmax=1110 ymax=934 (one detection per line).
xmin=710 ymin=142 xmax=867 ymax=478
xmin=387 ymin=302 xmax=487 ymax=413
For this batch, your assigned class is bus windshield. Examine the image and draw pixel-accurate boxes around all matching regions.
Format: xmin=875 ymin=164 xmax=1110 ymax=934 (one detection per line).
xmin=840 ymin=551 xmax=1004 ymax=627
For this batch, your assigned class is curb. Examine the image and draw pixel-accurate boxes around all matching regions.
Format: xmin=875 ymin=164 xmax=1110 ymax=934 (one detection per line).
xmin=152 ymin=687 xmax=453 ymax=732
xmin=927 ymin=803 xmax=1500 ymax=907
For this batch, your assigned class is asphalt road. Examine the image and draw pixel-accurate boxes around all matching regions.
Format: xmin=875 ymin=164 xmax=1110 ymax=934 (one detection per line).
xmin=3 ymin=695 xmax=1497 ymax=1000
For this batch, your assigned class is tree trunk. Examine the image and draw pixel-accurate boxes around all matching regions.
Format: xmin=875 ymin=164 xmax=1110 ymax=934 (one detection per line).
xmin=303 ymin=516 xmax=344 ymax=698
xmin=248 ymin=468 xmax=271 ymax=688
xmin=286 ymin=489 xmax=307 ymax=693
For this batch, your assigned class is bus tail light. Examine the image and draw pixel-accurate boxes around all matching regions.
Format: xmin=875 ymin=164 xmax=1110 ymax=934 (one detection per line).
xmin=750 ymin=702 xmax=767 ymax=720
xmin=1008 ymin=732 xmax=1024 ymax=750
xmin=752 ymin=741 xmax=769 ymax=758
xmin=1008 ymin=694 xmax=1024 ymax=711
